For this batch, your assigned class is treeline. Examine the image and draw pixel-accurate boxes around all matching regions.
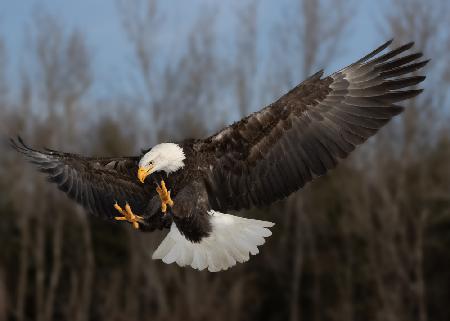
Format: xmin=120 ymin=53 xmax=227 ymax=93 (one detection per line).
xmin=0 ymin=0 xmax=449 ymax=321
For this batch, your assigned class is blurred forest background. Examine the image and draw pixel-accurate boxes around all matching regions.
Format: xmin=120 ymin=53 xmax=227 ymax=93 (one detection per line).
xmin=0 ymin=0 xmax=450 ymax=320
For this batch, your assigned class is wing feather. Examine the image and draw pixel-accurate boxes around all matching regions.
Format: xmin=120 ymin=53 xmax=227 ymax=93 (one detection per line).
xmin=11 ymin=138 xmax=149 ymax=219
xmin=198 ymin=40 xmax=428 ymax=211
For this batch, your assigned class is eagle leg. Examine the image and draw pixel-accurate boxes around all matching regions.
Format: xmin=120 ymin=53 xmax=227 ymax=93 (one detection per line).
xmin=156 ymin=180 xmax=174 ymax=214
xmin=114 ymin=202 xmax=144 ymax=229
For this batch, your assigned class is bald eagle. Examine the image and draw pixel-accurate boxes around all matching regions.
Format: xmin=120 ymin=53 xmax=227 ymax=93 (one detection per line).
xmin=11 ymin=40 xmax=428 ymax=272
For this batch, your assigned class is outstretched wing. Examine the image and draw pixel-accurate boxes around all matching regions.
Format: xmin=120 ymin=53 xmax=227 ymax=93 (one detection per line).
xmin=199 ymin=40 xmax=428 ymax=211
xmin=11 ymin=138 xmax=151 ymax=219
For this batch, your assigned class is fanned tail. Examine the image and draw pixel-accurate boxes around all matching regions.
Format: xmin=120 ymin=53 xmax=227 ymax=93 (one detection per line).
xmin=152 ymin=211 xmax=275 ymax=272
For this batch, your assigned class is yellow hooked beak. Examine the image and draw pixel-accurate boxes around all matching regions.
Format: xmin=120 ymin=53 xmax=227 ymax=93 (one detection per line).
xmin=137 ymin=165 xmax=154 ymax=184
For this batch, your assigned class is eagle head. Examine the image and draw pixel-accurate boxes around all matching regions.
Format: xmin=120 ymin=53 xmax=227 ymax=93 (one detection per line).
xmin=137 ymin=143 xmax=186 ymax=183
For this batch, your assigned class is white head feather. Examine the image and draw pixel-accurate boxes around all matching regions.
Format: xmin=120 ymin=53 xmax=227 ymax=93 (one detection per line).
xmin=139 ymin=143 xmax=185 ymax=174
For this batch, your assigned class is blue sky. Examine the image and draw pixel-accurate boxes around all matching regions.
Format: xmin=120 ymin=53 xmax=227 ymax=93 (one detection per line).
xmin=0 ymin=0 xmax=386 ymax=97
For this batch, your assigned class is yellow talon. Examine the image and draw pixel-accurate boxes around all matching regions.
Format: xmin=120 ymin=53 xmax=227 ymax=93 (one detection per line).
xmin=113 ymin=202 xmax=144 ymax=229
xmin=156 ymin=180 xmax=174 ymax=214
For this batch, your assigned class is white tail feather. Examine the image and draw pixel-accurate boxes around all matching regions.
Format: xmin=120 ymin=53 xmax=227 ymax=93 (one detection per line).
xmin=152 ymin=211 xmax=275 ymax=272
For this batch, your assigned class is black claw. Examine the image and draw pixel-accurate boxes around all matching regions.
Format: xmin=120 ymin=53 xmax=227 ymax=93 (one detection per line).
xmin=161 ymin=207 xmax=174 ymax=222
xmin=153 ymin=176 xmax=160 ymax=188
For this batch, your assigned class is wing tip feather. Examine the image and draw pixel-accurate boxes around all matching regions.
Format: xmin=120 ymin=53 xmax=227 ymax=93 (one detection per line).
xmin=10 ymin=136 xmax=28 ymax=154
xmin=355 ymin=39 xmax=393 ymax=64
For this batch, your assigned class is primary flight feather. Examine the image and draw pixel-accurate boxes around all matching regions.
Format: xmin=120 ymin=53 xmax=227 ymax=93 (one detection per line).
xmin=11 ymin=40 xmax=428 ymax=272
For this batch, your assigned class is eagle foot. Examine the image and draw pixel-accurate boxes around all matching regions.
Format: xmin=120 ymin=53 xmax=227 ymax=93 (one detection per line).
xmin=114 ymin=202 xmax=144 ymax=229
xmin=156 ymin=180 xmax=174 ymax=214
